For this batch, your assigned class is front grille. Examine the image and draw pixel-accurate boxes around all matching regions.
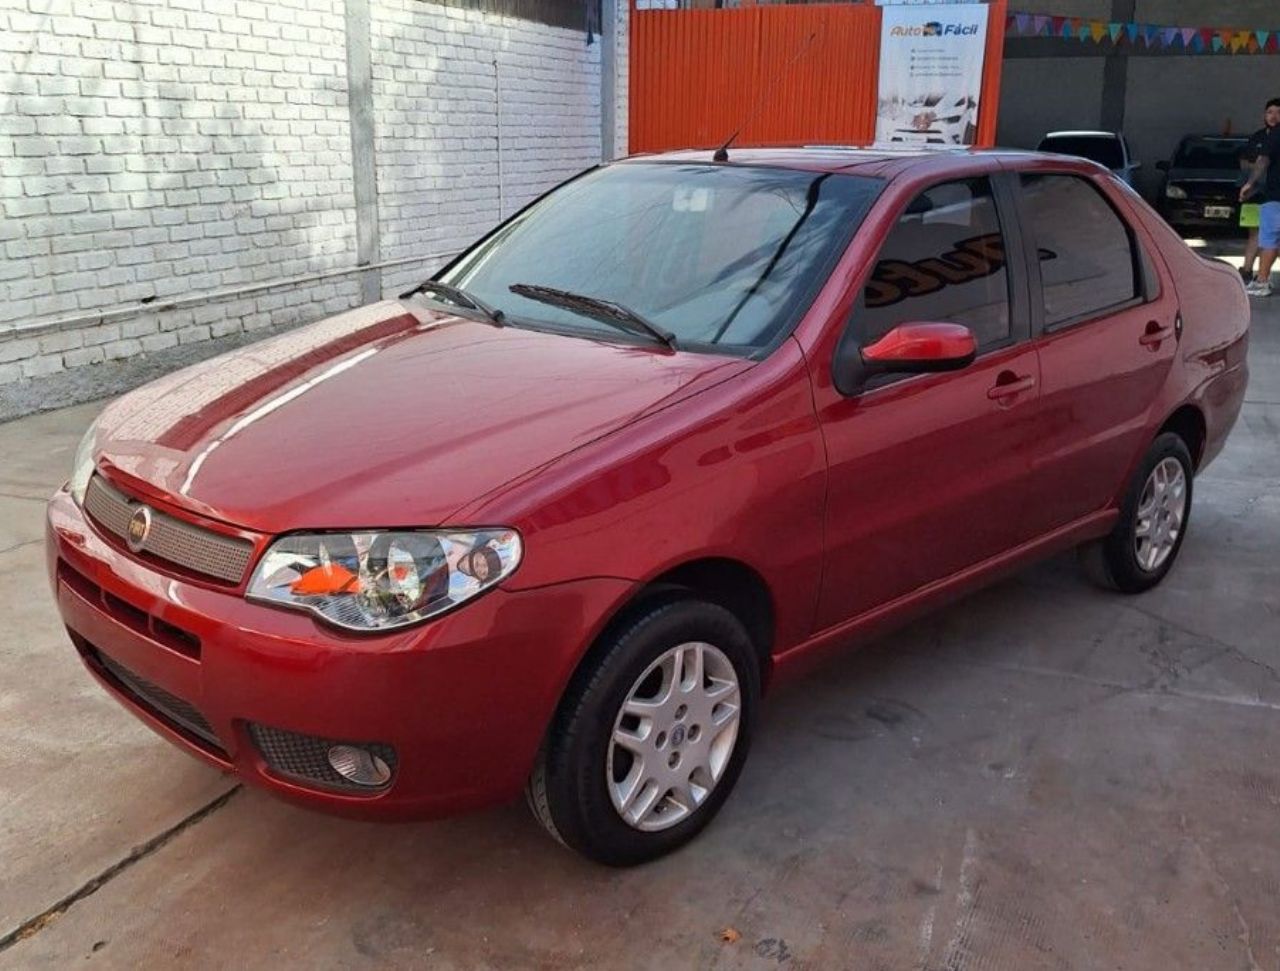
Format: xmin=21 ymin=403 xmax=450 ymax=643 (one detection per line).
xmin=86 ymin=644 xmax=225 ymax=755
xmin=249 ymin=723 xmax=397 ymax=793
xmin=84 ymin=475 xmax=255 ymax=585
xmin=58 ymin=561 xmax=201 ymax=659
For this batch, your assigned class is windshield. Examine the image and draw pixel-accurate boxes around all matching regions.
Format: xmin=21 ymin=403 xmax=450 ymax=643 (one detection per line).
xmin=439 ymin=163 xmax=883 ymax=355
xmin=1172 ymin=137 xmax=1247 ymax=170
xmin=1038 ymin=135 xmax=1124 ymax=169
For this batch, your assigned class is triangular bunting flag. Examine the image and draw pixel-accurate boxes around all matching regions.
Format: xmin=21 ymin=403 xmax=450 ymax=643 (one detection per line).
xmin=1091 ymin=21 xmax=1107 ymax=43
xmin=1161 ymin=27 xmax=1179 ymax=48
xmin=1145 ymin=24 xmax=1161 ymax=46
xmin=1109 ymin=23 xmax=1123 ymax=43
xmin=1014 ymin=13 xmax=1031 ymax=34
xmin=1051 ymin=16 xmax=1066 ymax=37
xmin=1256 ymin=30 xmax=1270 ymax=49
xmin=1181 ymin=27 xmax=1197 ymax=48
xmin=1233 ymin=30 xmax=1250 ymax=53
xmin=1212 ymin=35 xmax=1225 ymax=53
xmin=1033 ymin=15 xmax=1049 ymax=36
xmin=1125 ymin=23 xmax=1140 ymax=44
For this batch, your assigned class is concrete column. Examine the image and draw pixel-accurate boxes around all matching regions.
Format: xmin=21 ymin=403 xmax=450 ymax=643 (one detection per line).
xmin=345 ymin=0 xmax=382 ymax=304
xmin=601 ymin=0 xmax=617 ymax=161
xmin=1100 ymin=0 xmax=1135 ymax=133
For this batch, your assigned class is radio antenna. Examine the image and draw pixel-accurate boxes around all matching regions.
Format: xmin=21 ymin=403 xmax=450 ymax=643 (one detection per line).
xmin=712 ymin=30 xmax=821 ymax=163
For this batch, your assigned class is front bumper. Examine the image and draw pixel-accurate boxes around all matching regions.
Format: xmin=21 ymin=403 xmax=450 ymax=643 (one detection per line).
xmin=1159 ymin=198 xmax=1241 ymax=229
xmin=47 ymin=489 xmax=633 ymax=820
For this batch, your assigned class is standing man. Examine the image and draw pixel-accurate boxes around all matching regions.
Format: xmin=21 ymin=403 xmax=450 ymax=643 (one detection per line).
xmin=1241 ymin=98 xmax=1280 ymax=297
xmin=1239 ymin=105 xmax=1278 ymax=282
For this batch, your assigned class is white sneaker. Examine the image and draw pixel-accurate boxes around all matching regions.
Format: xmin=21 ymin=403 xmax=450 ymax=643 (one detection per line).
xmin=1245 ymin=279 xmax=1273 ymax=297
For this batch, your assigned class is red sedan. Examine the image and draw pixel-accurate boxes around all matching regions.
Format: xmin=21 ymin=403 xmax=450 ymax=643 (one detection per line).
xmin=47 ymin=148 xmax=1249 ymax=865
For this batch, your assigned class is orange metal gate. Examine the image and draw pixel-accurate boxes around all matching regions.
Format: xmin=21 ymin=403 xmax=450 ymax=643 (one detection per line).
xmin=629 ymin=1 xmax=1007 ymax=154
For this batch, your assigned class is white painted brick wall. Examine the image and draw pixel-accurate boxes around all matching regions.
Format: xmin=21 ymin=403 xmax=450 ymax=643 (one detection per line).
xmin=371 ymin=0 xmax=604 ymax=295
xmin=0 ymin=0 xmax=629 ymax=398
xmin=0 ymin=0 xmax=364 ymax=384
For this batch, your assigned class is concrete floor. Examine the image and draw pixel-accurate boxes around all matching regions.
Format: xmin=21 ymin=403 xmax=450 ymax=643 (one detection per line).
xmin=1 ymin=293 xmax=1277 ymax=971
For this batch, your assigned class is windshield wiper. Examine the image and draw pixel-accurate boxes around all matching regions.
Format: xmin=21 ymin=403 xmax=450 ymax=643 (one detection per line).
xmin=509 ymin=283 xmax=678 ymax=351
xmin=402 ymin=279 xmax=505 ymax=327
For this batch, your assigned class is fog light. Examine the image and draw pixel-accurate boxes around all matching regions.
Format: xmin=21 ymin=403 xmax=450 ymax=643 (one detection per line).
xmin=327 ymin=744 xmax=392 ymax=787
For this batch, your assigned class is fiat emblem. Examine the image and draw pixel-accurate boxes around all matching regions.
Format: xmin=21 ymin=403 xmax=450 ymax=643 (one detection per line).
xmin=126 ymin=505 xmax=153 ymax=553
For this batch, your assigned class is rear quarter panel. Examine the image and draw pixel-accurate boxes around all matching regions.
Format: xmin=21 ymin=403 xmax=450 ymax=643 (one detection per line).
xmin=1120 ymin=189 xmax=1251 ymax=470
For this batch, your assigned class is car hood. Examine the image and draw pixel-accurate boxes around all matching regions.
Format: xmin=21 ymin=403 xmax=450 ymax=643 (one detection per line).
xmin=1167 ymin=167 xmax=1239 ymax=184
xmin=93 ymin=300 xmax=750 ymax=532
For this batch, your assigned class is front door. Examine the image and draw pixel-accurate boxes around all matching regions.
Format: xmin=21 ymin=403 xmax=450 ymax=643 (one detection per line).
xmin=811 ymin=175 xmax=1043 ymax=632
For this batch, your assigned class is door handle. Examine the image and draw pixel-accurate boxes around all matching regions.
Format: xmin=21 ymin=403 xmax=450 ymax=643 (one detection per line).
xmin=988 ymin=373 xmax=1036 ymax=400
xmin=1139 ymin=321 xmax=1175 ymax=347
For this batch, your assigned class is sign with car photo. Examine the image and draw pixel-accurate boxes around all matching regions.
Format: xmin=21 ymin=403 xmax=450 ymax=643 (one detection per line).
xmin=875 ymin=3 xmax=989 ymax=146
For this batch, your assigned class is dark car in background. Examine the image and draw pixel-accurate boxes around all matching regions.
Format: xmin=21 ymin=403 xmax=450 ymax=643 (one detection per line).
xmin=1156 ymin=135 xmax=1249 ymax=231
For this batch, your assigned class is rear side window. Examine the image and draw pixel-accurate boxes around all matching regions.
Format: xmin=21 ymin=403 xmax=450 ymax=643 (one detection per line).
xmin=1018 ymin=174 xmax=1140 ymax=327
xmin=856 ymin=177 xmax=1011 ymax=351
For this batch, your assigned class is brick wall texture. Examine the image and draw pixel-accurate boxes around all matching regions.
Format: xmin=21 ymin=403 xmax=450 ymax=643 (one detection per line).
xmin=0 ymin=0 xmax=627 ymax=392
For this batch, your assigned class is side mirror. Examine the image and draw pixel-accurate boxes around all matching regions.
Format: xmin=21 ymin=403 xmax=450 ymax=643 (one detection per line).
xmin=1156 ymin=160 xmax=1170 ymax=172
xmin=833 ymin=322 xmax=977 ymax=395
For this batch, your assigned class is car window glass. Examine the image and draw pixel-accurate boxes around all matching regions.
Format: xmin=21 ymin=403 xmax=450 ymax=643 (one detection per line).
xmin=442 ymin=164 xmax=882 ymax=355
xmin=1173 ymin=138 xmax=1245 ymax=170
xmin=1018 ymin=174 xmax=1139 ymax=327
xmin=855 ymin=176 xmax=1011 ymax=351
xmin=1038 ymin=136 xmax=1124 ymax=170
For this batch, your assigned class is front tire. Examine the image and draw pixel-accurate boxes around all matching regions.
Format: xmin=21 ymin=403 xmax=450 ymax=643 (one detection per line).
xmin=1079 ymin=432 xmax=1194 ymax=594
xmin=526 ymin=599 xmax=760 ymax=866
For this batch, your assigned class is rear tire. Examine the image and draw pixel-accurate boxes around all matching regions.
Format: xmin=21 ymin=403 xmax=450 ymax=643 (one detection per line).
xmin=1078 ymin=432 xmax=1194 ymax=594
xmin=526 ymin=599 xmax=759 ymax=866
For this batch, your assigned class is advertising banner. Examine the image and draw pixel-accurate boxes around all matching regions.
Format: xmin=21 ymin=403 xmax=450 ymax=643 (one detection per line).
xmin=875 ymin=3 xmax=990 ymax=146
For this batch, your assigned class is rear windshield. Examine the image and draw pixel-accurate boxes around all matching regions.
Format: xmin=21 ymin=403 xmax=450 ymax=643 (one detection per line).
xmin=1038 ymin=135 xmax=1124 ymax=170
xmin=440 ymin=163 xmax=883 ymax=356
xmin=1172 ymin=137 xmax=1248 ymax=170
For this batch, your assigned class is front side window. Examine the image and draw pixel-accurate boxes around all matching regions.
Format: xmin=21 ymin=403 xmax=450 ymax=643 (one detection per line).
xmin=1018 ymin=174 xmax=1139 ymax=327
xmin=439 ymin=163 xmax=883 ymax=355
xmin=854 ymin=176 xmax=1012 ymax=351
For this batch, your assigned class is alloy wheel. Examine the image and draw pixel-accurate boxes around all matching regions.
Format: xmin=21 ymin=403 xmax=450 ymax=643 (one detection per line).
xmin=1133 ymin=456 xmax=1187 ymax=573
xmin=606 ymin=642 xmax=742 ymax=832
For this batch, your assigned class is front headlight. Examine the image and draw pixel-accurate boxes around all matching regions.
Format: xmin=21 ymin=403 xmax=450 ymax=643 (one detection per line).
xmin=68 ymin=420 xmax=98 ymax=506
xmin=246 ymin=529 xmax=522 ymax=632
xmin=1165 ymin=184 xmax=1188 ymax=201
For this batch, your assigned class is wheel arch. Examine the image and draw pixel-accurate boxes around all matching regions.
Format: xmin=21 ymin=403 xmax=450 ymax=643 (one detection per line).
xmin=562 ymin=557 xmax=777 ymax=707
xmin=1158 ymin=404 xmax=1207 ymax=470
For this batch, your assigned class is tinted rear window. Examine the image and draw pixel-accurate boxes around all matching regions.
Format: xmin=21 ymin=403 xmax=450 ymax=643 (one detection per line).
xmin=1038 ymin=135 xmax=1124 ymax=170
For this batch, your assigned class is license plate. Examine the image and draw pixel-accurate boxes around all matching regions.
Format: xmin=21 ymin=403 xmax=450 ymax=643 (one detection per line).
xmin=1204 ymin=206 xmax=1233 ymax=219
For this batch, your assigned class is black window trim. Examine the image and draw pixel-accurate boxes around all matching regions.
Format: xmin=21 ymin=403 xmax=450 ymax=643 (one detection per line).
xmin=1011 ymin=169 xmax=1154 ymax=337
xmin=833 ymin=169 xmax=1031 ymax=396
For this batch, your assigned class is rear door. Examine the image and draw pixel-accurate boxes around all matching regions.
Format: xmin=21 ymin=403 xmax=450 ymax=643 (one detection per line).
xmin=811 ymin=173 xmax=1042 ymax=632
xmin=1011 ymin=169 xmax=1180 ymax=534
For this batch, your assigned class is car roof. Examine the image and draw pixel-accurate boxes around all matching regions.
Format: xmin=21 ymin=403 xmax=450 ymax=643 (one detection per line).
xmin=1040 ymin=131 xmax=1120 ymax=140
xmin=619 ymin=145 xmax=1051 ymax=178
